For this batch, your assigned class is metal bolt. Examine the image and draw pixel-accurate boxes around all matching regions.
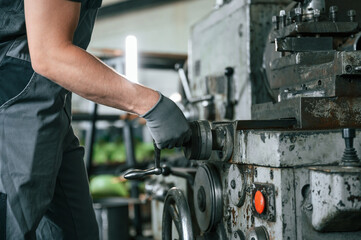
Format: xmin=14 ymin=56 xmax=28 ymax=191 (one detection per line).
xmin=329 ymin=6 xmax=338 ymax=22
xmin=348 ymin=10 xmax=356 ymax=22
xmin=272 ymin=15 xmax=279 ymax=30
xmin=286 ymin=16 xmax=292 ymax=26
xmin=314 ymin=9 xmax=320 ymax=22
xmin=295 ymin=7 xmax=303 ymax=23
xmin=280 ymin=10 xmax=287 ymax=27
xmin=295 ymin=7 xmax=302 ymax=15
xmin=345 ymin=65 xmax=353 ymax=73
xmin=231 ymin=179 xmax=236 ymax=189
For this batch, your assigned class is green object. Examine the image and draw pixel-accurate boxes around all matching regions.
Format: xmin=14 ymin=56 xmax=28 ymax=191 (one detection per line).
xmin=90 ymin=175 xmax=129 ymax=198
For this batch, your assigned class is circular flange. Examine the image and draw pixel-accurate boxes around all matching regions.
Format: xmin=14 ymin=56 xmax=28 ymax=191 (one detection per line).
xmin=210 ymin=124 xmax=234 ymax=162
xmin=184 ymin=121 xmax=213 ymax=160
xmin=228 ymin=164 xmax=246 ymax=207
xmin=193 ymin=164 xmax=223 ymax=232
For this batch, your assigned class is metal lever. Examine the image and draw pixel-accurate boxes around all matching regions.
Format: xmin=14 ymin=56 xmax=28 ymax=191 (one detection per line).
xmin=175 ymin=64 xmax=214 ymax=104
xmin=124 ymin=141 xmax=163 ymax=180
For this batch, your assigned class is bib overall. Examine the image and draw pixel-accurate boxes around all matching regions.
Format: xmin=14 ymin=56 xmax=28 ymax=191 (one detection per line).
xmin=0 ymin=0 xmax=102 ymax=239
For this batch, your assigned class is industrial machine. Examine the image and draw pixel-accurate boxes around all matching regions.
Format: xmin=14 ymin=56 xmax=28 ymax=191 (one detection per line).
xmin=126 ymin=0 xmax=361 ymax=239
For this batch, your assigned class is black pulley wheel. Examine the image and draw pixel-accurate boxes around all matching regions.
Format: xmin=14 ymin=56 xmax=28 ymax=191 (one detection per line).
xmin=162 ymin=187 xmax=194 ymax=240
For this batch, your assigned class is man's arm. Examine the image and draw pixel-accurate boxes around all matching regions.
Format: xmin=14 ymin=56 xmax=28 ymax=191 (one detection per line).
xmin=24 ymin=0 xmax=191 ymax=149
xmin=24 ymin=0 xmax=159 ymax=115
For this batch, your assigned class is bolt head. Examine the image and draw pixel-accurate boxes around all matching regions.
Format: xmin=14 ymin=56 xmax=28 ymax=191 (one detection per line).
xmin=272 ymin=15 xmax=278 ymax=23
xmin=348 ymin=9 xmax=356 ymax=17
xmin=329 ymin=5 xmax=338 ymax=13
xmin=314 ymin=9 xmax=321 ymax=17
xmin=295 ymin=7 xmax=302 ymax=15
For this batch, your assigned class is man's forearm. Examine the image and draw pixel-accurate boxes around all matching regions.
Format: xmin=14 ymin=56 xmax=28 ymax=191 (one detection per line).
xmin=33 ymin=43 xmax=159 ymax=115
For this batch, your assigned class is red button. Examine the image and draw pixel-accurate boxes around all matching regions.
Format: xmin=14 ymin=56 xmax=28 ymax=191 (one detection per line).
xmin=254 ymin=190 xmax=265 ymax=214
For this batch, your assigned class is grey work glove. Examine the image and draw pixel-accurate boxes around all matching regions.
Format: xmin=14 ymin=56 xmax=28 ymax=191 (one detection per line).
xmin=141 ymin=93 xmax=192 ymax=149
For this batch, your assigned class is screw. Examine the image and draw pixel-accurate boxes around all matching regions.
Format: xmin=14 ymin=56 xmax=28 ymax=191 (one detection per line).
xmin=329 ymin=6 xmax=338 ymax=22
xmin=348 ymin=10 xmax=356 ymax=22
xmin=295 ymin=7 xmax=303 ymax=23
xmin=272 ymin=15 xmax=279 ymax=30
xmin=280 ymin=10 xmax=287 ymax=27
xmin=231 ymin=179 xmax=236 ymax=189
xmin=345 ymin=65 xmax=353 ymax=73
xmin=314 ymin=9 xmax=320 ymax=22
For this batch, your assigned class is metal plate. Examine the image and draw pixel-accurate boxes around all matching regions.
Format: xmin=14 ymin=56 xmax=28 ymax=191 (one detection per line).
xmin=228 ymin=164 xmax=246 ymax=207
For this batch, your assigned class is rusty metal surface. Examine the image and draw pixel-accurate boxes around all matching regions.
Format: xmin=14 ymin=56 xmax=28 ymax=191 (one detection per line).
xmin=269 ymin=22 xmax=359 ymax=42
xmin=233 ymin=129 xmax=361 ymax=167
xmin=294 ymin=168 xmax=361 ymax=240
xmin=267 ymin=51 xmax=361 ymax=89
xmin=252 ymin=97 xmax=361 ymax=129
xmin=310 ymin=167 xmax=361 ymax=232
xmin=225 ymin=166 xmax=296 ymax=240
xmin=235 ymin=119 xmax=296 ymax=130
xmin=275 ymin=37 xmax=333 ymax=52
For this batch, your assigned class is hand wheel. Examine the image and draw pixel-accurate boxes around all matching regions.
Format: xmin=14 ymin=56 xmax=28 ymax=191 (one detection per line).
xmin=162 ymin=187 xmax=194 ymax=240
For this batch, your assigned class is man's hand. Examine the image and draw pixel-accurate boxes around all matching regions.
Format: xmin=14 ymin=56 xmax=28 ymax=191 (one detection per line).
xmin=142 ymin=94 xmax=191 ymax=149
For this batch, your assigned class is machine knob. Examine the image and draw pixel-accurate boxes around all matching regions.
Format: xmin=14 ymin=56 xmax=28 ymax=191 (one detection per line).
xmin=340 ymin=128 xmax=361 ymax=167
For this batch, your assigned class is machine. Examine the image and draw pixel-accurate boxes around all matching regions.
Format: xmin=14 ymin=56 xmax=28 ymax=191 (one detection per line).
xmin=126 ymin=0 xmax=361 ymax=239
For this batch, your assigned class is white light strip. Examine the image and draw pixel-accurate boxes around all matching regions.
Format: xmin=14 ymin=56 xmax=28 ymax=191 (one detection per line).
xmin=125 ymin=35 xmax=138 ymax=83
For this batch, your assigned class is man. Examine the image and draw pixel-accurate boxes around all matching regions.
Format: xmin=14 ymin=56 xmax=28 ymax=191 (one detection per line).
xmin=0 ymin=0 xmax=191 ymax=239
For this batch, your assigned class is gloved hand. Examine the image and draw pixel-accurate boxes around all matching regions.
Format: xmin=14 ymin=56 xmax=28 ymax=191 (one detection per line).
xmin=141 ymin=93 xmax=192 ymax=149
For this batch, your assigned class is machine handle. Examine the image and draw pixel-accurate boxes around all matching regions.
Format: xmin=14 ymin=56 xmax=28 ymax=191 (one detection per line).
xmin=124 ymin=167 xmax=162 ymax=180
xmin=124 ymin=141 xmax=163 ymax=180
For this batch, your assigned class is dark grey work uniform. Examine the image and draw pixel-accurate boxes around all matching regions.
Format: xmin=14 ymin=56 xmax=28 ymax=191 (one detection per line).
xmin=0 ymin=0 xmax=102 ymax=239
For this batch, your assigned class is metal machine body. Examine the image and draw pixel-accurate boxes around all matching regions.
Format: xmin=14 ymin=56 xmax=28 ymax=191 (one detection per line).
xmin=145 ymin=0 xmax=361 ymax=239
xmin=185 ymin=121 xmax=361 ymax=239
